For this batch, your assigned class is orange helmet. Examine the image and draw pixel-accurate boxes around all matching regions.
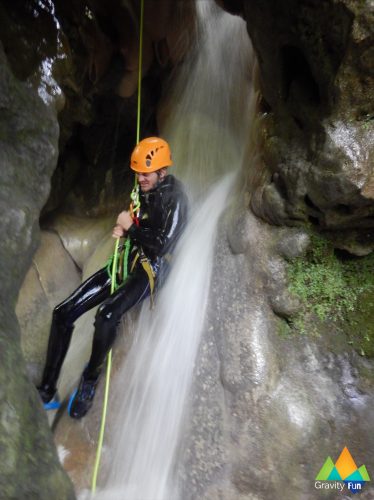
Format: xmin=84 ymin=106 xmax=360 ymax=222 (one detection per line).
xmin=130 ymin=137 xmax=173 ymax=173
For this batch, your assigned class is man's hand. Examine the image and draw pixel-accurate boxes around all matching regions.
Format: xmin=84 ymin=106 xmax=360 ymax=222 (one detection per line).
xmin=116 ymin=210 xmax=134 ymax=231
xmin=112 ymin=211 xmax=134 ymax=239
xmin=112 ymin=224 xmax=125 ymax=239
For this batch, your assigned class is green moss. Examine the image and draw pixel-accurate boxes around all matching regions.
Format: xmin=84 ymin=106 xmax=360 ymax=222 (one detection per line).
xmin=287 ymin=233 xmax=374 ymax=356
xmin=345 ymin=290 xmax=374 ymax=357
xmin=277 ymin=319 xmax=292 ymax=338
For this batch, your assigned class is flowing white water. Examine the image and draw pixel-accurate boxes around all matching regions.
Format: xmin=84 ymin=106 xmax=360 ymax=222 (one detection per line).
xmin=94 ymin=175 xmax=235 ymax=500
xmin=93 ymin=2 xmax=254 ymax=499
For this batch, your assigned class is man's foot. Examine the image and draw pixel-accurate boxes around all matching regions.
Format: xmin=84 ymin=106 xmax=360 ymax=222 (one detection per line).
xmin=37 ymin=384 xmax=61 ymax=411
xmin=68 ymin=372 xmax=99 ymax=419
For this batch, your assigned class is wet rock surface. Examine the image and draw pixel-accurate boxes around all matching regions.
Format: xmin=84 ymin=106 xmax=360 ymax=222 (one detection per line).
xmin=16 ymin=231 xmax=81 ymax=384
xmin=0 ymin=43 xmax=75 ymax=498
xmin=179 ymin=200 xmax=374 ymax=499
xmin=219 ymin=0 xmax=374 ymax=254
xmin=44 ymin=214 xmax=113 ymax=269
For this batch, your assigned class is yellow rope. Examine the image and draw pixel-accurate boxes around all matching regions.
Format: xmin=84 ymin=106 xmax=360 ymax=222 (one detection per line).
xmin=90 ymin=240 xmax=118 ymax=495
xmin=91 ymin=0 xmax=144 ymax=494
xmin=136 ymin=0 xmax=144 ymax=145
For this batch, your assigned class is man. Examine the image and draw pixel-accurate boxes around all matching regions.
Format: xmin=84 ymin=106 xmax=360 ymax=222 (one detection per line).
xmin=37 ymin=137 xmax=188 ymax=419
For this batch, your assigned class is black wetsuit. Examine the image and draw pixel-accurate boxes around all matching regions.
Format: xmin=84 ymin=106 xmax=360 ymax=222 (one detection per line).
xmin=40 ymin=175 xmax=188 ymax=391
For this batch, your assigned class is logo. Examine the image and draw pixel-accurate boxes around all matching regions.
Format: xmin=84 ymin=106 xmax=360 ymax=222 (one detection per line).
xmin=315 ymin=447 xmax=370 ymax=494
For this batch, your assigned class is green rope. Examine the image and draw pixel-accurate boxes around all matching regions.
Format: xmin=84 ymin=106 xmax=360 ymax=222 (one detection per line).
xmin=136 ymin=0 xmax=144 ymax=145
xmin=122 ymin=239 xmax=131 ymax=282
xmin=91 ymin=0 xmax=144 ymax=495
xmin=111 ymin=240 xmax=120 ymax=294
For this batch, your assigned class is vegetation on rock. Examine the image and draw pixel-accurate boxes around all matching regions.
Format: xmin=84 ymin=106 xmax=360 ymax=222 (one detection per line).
xmin=286 ymin=232 xmax=374 ymax=357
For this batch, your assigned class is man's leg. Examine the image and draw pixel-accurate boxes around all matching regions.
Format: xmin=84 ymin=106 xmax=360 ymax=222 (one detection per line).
xmin=68 ymin=266 xmax=150 ymax=418
xmin=38 ymin=267 xmax=112 ymax=403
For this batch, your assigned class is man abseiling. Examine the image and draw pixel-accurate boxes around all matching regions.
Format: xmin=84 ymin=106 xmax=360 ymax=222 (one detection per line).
xmin=37 ymin=137 xmax=188 ymax=419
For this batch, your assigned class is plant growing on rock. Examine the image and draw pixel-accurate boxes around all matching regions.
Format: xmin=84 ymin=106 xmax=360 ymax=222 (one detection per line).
xmin=286 ymin=233 xmax=374 ymax=357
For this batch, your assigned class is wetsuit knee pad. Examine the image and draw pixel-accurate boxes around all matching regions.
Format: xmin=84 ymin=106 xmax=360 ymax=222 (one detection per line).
xmin=95 ymin=303 xmax=119 ymax=328
xmin=92 ymin=303 xmax=120 ymax=356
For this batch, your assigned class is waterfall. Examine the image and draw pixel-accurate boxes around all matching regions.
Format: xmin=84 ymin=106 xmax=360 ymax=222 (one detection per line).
xmin=92 ymin=2 xmax=254 ymax=499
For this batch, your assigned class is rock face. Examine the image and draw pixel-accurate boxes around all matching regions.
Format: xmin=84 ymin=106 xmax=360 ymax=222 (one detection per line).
xmin=0 ymin=45 xmax=75 ymax=498
xmin=219 ymin=0 xmax=374 ymax=255
xmin=16 ymin=231 xmax=81 ymax=384
xmin=178 ymin=202 xmax=374 ymax=500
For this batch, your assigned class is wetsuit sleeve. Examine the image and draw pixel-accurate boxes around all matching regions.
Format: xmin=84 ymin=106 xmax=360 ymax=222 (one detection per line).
xmin=127 ymin=197 xmax=186 ymax=256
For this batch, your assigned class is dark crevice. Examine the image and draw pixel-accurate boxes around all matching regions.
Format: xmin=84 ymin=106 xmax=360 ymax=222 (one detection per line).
xmin=304 ymin=194 xmax=322 ymax=212
xmin=334 ymin=204 xmax=353 ymax=215
xmin=334 ymin=248 xmax=357 ymax=261
xmin=292 ymin=115 xmax=304 ymax=130
xmin=308 ymin=215 xmax=320 ymax=226
xmin=281 ymin=45 xmax=320 ymax=105
xmin=272 ymin=172 xmax=288 ymax=200
xmin=259 ymin=96 xmax=272 ymax=113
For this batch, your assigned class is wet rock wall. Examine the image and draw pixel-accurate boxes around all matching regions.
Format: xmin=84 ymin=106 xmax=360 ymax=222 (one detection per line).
xmin=219 ymin=0 xmax=374 ymax=255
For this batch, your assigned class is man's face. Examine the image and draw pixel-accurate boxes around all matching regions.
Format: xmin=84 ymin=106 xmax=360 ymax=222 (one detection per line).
xmin=137 ymin=169 xmax=166 ymax=192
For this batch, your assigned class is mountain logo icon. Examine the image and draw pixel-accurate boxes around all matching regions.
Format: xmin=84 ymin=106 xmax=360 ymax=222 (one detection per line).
xmin=316 ymin=447 xmax=370 ymax=494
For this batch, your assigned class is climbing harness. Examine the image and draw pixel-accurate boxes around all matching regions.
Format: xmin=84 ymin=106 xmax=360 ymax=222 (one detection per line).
xmin=130 ymin=248 xmax=156 ymax=306
xmin=91 ymin=0 xmax=145 ymax=494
